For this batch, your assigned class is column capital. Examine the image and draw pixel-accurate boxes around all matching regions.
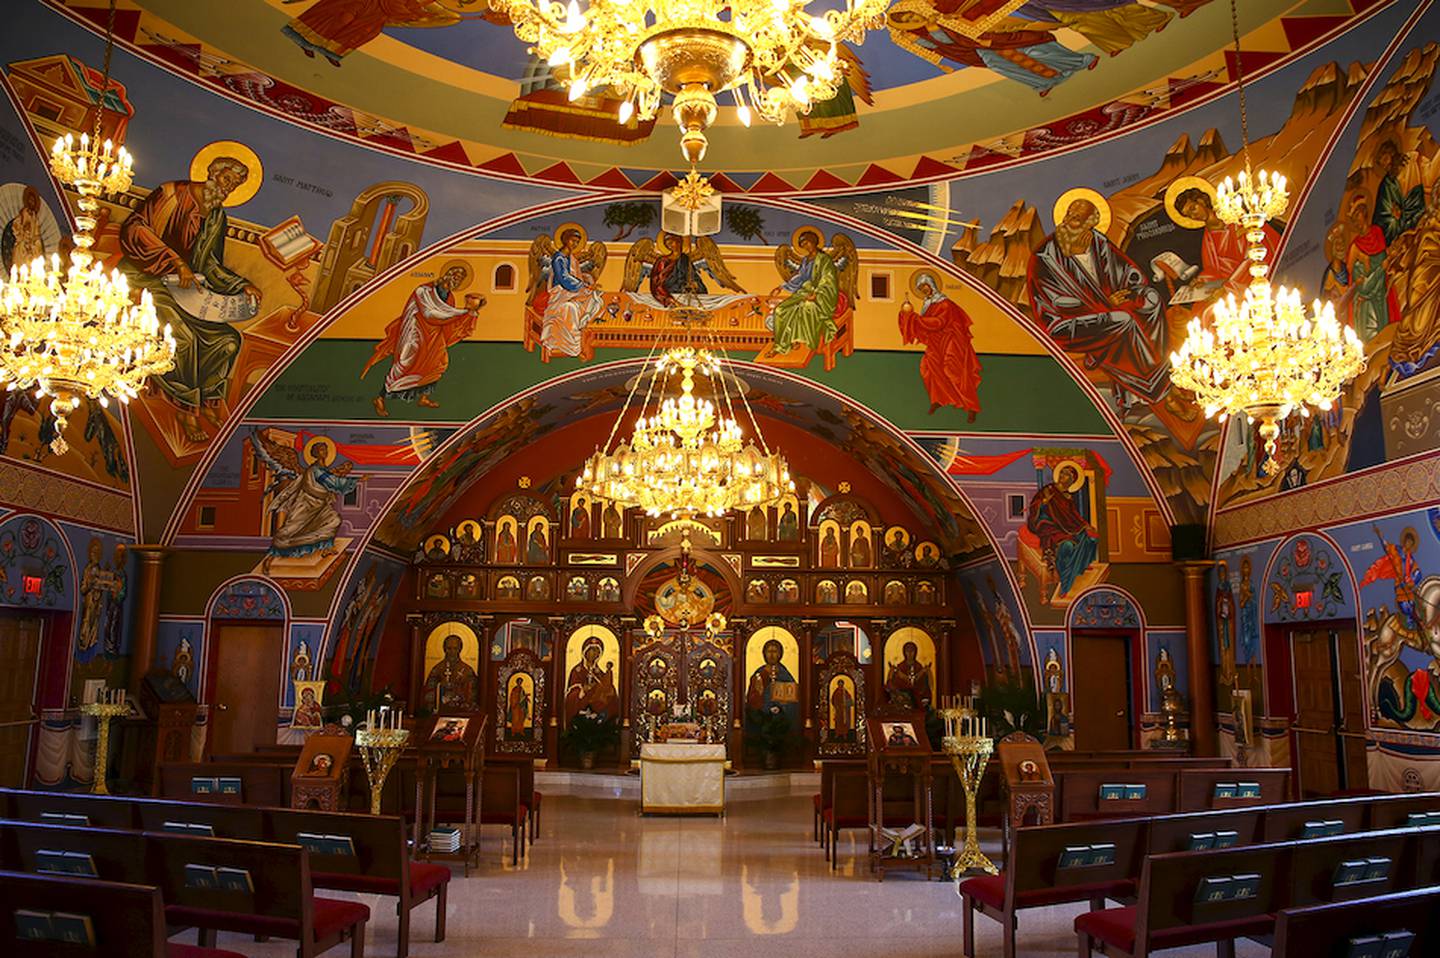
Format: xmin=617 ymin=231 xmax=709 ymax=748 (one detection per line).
xmin=1176 ymin=560 xmax=1216 ymax=579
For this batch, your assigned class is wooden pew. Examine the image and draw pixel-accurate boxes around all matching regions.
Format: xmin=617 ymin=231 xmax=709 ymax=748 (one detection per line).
xmin=268 ymin=807 xmax=449 ymax=958
xmin=3 ymin=869 xmax=247 ymax=958
xmin=1056 ymin=769 xmax=1182 ymax=821
xmin=0 ymin=818 xmax=148 ymax=884
xmin=159 ymin=762 xmax=290 ymax=807
xmin=1259 ymin=797 xmax=1369 ymax=842
xmin=147 ymin=831 xmax=369 ymax=958
xmin=5 ymin=788 xmax=138 ymax=828
xmin=1176 ymin=768 xmax=1291 ymax=811
xmin=961 ymin=817 xmax=1146 ymax=958
xmin=1273 ymin=887 xmax=1440 ymax=957
xmin=136 ymin=800 xmax=266 ymax=840
xmin=958 ymin=792 xmax=1440 ymax=957
xmin=1074 ymin=829 xmax=1432 ymax=958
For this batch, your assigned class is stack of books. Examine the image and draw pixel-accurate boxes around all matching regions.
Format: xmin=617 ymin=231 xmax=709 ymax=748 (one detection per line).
xmin=429 ymin=827 xmax=462 ymax=854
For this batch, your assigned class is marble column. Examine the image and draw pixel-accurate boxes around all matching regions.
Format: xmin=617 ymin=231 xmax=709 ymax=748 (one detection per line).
xmin=127 ymin=546 xmax=168 ymax=694
xmin=1178 ymin=560 xmax=1217 ymax=755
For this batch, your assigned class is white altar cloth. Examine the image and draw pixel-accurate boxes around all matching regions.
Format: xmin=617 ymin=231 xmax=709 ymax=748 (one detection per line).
xmin=639 ymin=742 xmax=726 ymax=815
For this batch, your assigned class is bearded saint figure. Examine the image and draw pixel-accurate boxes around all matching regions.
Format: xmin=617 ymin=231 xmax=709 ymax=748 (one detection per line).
xmin=898 ymin=270 xmax=982 ymax=419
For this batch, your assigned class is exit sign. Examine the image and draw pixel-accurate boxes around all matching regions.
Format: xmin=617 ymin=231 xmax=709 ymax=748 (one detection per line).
xmin=1294 ymin=590 xmax=1313 ymax=610
xmin=21 ymin=575 xmax=41 ymax=596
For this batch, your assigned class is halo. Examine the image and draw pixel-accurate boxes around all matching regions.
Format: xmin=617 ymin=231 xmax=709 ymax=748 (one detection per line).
xmin=189 ymin=140 xmax=263 ymax=207
xmin=790 ymin=225 xmax=825 ymax=250
xmin=1164 ymin=176 xmax=1218 ymax=230
xmin=1052 ymin=188 xmax=1111 ymax=234
xmin=1403 ymin=526 xmax=1419 ymax=547
xmin=554 ymin=222 xmax=588 ymax=248
xmin=1053 ymin=458 xmax=1086 ymax=492
xmin=437 ymin=259 xmax=473 ymax=292
xmin=303 ymin=435 xmax=337 ymax=466
xmin=908 ymin=268 xmax=943 ymax=298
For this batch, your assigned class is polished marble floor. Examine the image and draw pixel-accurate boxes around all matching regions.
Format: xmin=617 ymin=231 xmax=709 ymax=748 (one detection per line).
xmin=200 ymin=789 xmax=1271 ymax=957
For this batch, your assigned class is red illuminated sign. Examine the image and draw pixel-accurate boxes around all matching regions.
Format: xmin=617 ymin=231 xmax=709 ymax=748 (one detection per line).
xmin=1294 ymin=590 xmax=1313 ymax=610
xmin=21 ymin=575 xmax=41 ymax=596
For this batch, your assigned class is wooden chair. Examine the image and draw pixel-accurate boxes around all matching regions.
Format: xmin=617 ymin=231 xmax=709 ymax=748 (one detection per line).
xmin=477 ymin=763 xmax=528 ymax=865
xmin=269 ymin=807 xmax=449 ymax=958
xmin=824 ymin=766 xmax=870 ymax=871
xmin=3 ymin=869 xmax=247 ymax=958
xmin=1273 ymin=886 xmax=1440 ymax=957
xmin=146 ymin=831 xmax=369 ymax=958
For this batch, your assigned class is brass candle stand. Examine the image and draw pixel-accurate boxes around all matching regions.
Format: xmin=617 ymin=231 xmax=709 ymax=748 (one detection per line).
xmin=940 ymin=703 xmax=998 ymax=880
xmin=80 ymin=689 xmax=128 ymax=795
xmin=356 ymin=710 xmax=409 ymax=815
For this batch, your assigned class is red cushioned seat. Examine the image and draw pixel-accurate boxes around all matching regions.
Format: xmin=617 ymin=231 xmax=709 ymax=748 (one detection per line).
xmin=1076 ymin=905 xmax=1138 ymax=952
xmin=315 ymin=861 xmax=450 ymax=897
xmin=167 ymin=897 xmax=368 ymax=943
xmin=821 ymin=808 xmax=867 ymax=827
xmin=168 ymin=945 xmax=247 ymax=958
xmin=959 ymin=874 xmax=1006 ymax=909
xmin=408 ymin=861 xmax=450 ymax=895
xmin=1074 ymin=906 xmax=1274 ymax=954
xmin=482 ymin=803 xmax=529 ymax=826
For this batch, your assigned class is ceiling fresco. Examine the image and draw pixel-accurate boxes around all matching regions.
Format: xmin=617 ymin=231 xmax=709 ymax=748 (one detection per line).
xmin=2 ymin=0 xmax=1440 ymax=680
xmin=40 ymin=0 xmax=1380 ymax=192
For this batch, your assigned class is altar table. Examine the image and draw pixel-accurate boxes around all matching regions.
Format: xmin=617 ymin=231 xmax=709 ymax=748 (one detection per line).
xmin=639 ymin=742 xmax=726 ymax=815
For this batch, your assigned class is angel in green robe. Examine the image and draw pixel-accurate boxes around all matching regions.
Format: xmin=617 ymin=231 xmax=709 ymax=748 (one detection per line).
xmin=765 ymin=229 xmax=858 ymax=354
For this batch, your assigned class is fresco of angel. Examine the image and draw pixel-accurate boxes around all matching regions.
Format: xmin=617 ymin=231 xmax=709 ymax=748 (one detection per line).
xmin=765 ymin=229 xmax=858 ymax=354
xmin=621 ymin=233 xmax=746 ymax=309
xmin=526 ymin=225 xmax=608 ymax=358
xmin=251 ymin=430 xmax=368 ymax=574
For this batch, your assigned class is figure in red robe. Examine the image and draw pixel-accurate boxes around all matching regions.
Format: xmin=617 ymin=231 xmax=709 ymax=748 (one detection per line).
xmin=282 ymin=0 xmax=464 ymax=66
xmin=898 ymin=271 xmax=982 ymax=420
xmin=1174 ymin=185 xmax=1279 ymax=296
xmin=362 ymin=265 xmax=482 ymax=416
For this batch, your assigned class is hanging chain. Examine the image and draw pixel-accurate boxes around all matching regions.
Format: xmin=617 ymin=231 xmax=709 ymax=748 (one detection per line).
xmin=93 ymin=0 xmax=119 ymax=143
xmin=1229 ymin=0 xmax=1252 ymax=174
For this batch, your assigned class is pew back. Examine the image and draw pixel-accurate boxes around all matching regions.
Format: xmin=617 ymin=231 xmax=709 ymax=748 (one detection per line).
xmin=1273 ymin=887 xmax=1440 ymax=958
xmin=267 ymin=807 xmax=408 ymax=884
xmin=0 ymin=819 xmax=148 ymax=884
xmin=2 ymin=870 xmax=168 ymax=958
xmin=145 ymin=831 xmax=310 ymax=927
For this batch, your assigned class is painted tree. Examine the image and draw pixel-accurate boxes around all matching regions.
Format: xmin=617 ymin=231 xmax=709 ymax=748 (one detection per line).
xmin=603 ymin=202 xmax=656 ymax=240
xmin=726 ymin=204 xmax=765 ymax=242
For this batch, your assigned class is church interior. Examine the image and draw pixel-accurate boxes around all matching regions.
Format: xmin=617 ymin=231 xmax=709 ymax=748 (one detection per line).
xmin=7 ymin=0 xmax=1440 ymax=955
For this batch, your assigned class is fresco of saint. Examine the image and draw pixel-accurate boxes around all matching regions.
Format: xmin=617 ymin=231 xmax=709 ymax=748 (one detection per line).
xmin=1024 ymin=463 xmax=1098 ymax=598
xmin=281 ymin=0 xmax=464 ymax=67
xmin=1027 ymin=195 xmax=1170 ymax=410
xmin=252 ymin=433 xmax=366 ymax=574
xmin=526 ymin=228 xmax=607 ymax=358
xmin=118 ymin=154 xmax=260 ymax=443
xmin=898 ymin=270 xmax=982 ymax=419
xmin=363 ymin=262 xmax=483 ymax=417
xmin=1344 ymin=191 xmax=1400 ymax=344
xmin=621 ymin=233 xmax=744 ymax=308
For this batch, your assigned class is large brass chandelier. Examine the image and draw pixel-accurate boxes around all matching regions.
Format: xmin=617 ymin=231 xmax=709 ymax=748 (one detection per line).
xmin=1169 ymin=0 xmax=1362 ymax=476
xmin=491 ymin=0 xmax=891 ymax=164
xmin=0 ymin=0 xmax=174 ymax=455
xmin=578 ymin=346 xmax=793 ymax=518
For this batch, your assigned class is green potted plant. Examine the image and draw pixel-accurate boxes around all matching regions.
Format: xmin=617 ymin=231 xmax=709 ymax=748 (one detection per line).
xmin=559 ymin=710 xmax=620 ymax=769
xmin=746 ymin=707 xmax=794 ymax=769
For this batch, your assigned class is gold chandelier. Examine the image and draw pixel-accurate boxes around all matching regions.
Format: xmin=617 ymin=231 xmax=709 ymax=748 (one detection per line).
xmin=0 ymin=0 xmax=174 ymax=455
xmin=1168 ymin=0 xmax=1363 ymax=476
xmin=578 ymin=346 xmax=793 ymax=518
xmin=491 ymin=0 xmax=891 ymax=163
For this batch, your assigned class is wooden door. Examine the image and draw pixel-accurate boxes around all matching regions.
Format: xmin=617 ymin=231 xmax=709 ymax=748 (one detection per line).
xmin=1334 ymin=628 xmax=1369 ymax=790
xmin=1291 ymin=629 xmax=1341 ymax=797
xmin=210 ymin=623 xmax=284 ymax=755
xmin=0 ymin=613 xmax=43 ymax=786
xmin=1072 ymin=633 xmax=1132 ymax=751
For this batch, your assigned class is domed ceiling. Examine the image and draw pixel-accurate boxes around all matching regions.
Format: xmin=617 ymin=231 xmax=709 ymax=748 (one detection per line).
xmin=50 ymin=0 xmax=1349 ymax=191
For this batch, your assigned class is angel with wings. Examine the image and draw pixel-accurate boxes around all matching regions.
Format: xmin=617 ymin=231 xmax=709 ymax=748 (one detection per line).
xmin=766 ymin=229 xmax=859 ymax=354
xmin=526 ymin=228 xmax=608 ymax=358
xmin=251 ymin=430 xmax=367 ymax=574
xmin=621 ymin=233 xmax=746 ymax=309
